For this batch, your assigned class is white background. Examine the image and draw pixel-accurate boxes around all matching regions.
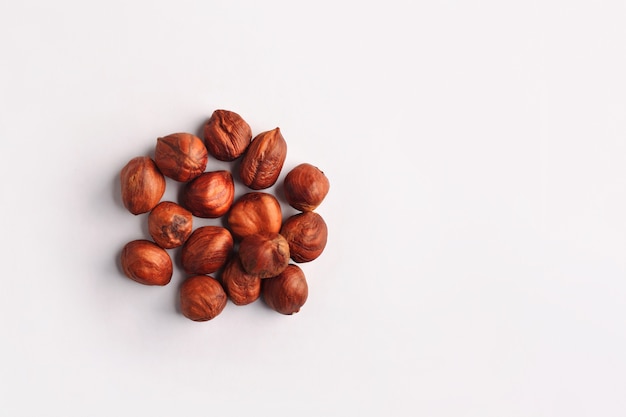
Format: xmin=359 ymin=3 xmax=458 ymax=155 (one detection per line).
xmin=1 ymin=1 xmax=625 ymax=416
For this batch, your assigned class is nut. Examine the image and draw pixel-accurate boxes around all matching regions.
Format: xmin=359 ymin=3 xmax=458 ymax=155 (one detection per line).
xmin=280 ymin=212 xmax=328 ymax=263
xmin=283 ymin=163 xmax=330 ymax=211
xmin=203 ymin=109 xmax=252 ymax=161
xmin=262 ymin=264 xmax=308 ymax=315
xmin=221 ymin=255 xmax=261 ymax=306
xmin=154 ymin=133 xmax=208 ymax=182
xmin=239 ymin=127 xmax=287 ymax=190
xmin=148 ymin=201 xmax=193 ymax=249
xmin=181 ymin=226 xmax=233 ymax=275
xmin=238 ymin=232 xmax=290 ymax=278
xmin=179 ymin=275 xmax=227 ymax=321
xmin=120 ymin=240 xmax=172 ymax=286
xmin=180 ymin=170 xmax=235 ymax=218
xmin=226 ymin=192 xmax=282 ymax=240
xmin=120 ymin=156 xmax=166 ymax=215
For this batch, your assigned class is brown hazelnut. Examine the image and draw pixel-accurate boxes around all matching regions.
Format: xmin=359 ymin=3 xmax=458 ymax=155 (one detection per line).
xmin=283 ymin=163 xmax=330 ymax=212
xmin=238 ymin=232 xmax=290 ymax=278
xmin=120 ymin=156 xmax=166 ymax=215
xmin=280 ymin=212 xmax=328 ymax=263
xmin=203 ymin=109 xmax=252 ymax=161
xmin=180 ymin=170 xmax=235 ymax=218
xmin=179 ymin=275 xmax=227 ymax=321
xmin=148 ymin=201 xmax=193 ymax=249
xmin=120 ymin=240 xmax=172 ymax=286
xmin=221 ymin=256 xmax=261 ymax=306
xmin=181 ymin=226 xmax=233 ymax=275
xmin=239 ymin=127 xmax=287 ymax=190
xmin=262 ymin=264 xmax=308 ymax=315
xmin=154 ymin=133 xmax=208 ymax=182
xmin=227 ymin=192 xmax=282 ymax=240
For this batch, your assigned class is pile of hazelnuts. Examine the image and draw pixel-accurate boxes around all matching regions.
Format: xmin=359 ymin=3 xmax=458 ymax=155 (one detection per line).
xmin=118 ymin=110 xmax=329 ymax=321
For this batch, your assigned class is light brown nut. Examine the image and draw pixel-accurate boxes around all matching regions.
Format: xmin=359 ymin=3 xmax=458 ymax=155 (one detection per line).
xmin=148 ymin=201 xmax=193 ymax=249
xmin=120 ymin=156 xmax=166 ymax=215
xmin=239 ymin=127 xmax=287 ymax=190
xmin=283 ymin=163 xmax=330 ymax=212
xmin=181 ymin=226 xmax=233 ymax=275
xmin=203 ymin=109 xmax=252 ymax=161
xmin=226 ymin=192 xmax=282 ymax=240
xmin=221 ymin=256 xmax=261 ymax=306
xmin=180 ymin=275 xmax=227 ymax=321
xmin=262 ymin=264 xmax=308 ymax=315
xmin=180 ymin=170 xmax=235 ymax=218
xmin=154 ymin=133 xmax=208 ymax=182
xmin=238 ymin=232 xmax=290 ymax=278
xmin=120 ymin=240 xmax=172 ymax=286
xmin=280 ymin=212 xmax=328 ymax=263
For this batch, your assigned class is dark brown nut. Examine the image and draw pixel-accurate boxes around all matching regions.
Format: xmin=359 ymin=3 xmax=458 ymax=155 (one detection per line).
xmin=227 ymin=192 xmax=282 ymax=240
xmin=283 ymin=163 xmax=330 ymax=212
xmin=148 ymin=201 xmax=193 ymax=249
xmin=221 ymin=256 xmax=261 ymax=306
xmin=262 ymin=264 xmax=308 ymax=315
xmin=120 ymin=240 xmax=172 ymax=286
xmin=239 ymin=127 xmax=287 ymax=190
xmin=180 ymin=170 xmax=235 ymax=218
xmin=238 ymin=232 xmax=290 ymax=278
xmin=203 ymin=109 xmax=252 ymax=161
xmin=280 ymin=212 xmax=328 ymax=263
xmin=120 ymin=156 xmax=166 ymax=215
xmin=180 ymin=275 xmax=227 ymax=321
xmin=181 ymin=226 xmax=233 ymax=275
xmin=154 ymin=133 xmax=208 ymax=182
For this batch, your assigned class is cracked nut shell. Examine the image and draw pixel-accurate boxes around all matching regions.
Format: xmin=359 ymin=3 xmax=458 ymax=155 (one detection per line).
xmin=120 ymin=156 xmax=166 ymax=215
xmin=227 ymin=192 xmax=282 ymax=240
xmin=154 ymin=133 xmax=208 ymax=182
xmin=120 ymin=240 xmax=173 ymax=286
xmin=203 ymin=109 xmax=252 ymax=161
xmin=180 ymin=170 xmax=235 ymax=218
xmin=221 ymin=255 xmax=261 ymax=306
xmin=283 ymin=163 xmax=330 ymax=212
xmin=238 ymin=232 xmax=290 ymax=278
xmin=181 ymin=226 xmax=233 ymax=275
xmin=262 ymin=264 xmax=308 ymax=315
xmin=180 ymin=275 xmax=227 ymax=321
xmin=280 ymin=212 xmax=328 ymax=263
xmin=239 ymin=127 xmax=287 ymax=190
xmin=148 ymin=201 xmax=193 ymax=249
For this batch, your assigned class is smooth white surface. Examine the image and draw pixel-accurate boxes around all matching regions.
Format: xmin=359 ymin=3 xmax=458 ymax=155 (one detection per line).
xmin=1 ymin=1 xmax=625 ymax=416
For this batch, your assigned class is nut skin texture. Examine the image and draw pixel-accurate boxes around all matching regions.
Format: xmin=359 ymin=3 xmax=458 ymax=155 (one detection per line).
xmin=239 ymin=127 xmax=287 ymax=190
xmin=181 ymin=226 xmax=233 ymax=275
xmin=238 ymin=232 xmax=290 ymax=278
xmin=154 ymin=133 xmax=208 ymax=182
xmin=284 ymin=163 xmax=330 ymax=212
xmin=221 ymin=256 xmax=261 ymax=306
xmin=227 ymin=192 xmax=282 ymax=240
xmin=148 ymin=201 xmax=193 ymax=249
xmin=179 ymin=275 xmax=227 ymax=321
xmin=262 ymin=264 xmax=308 ymax=315
xmin=280 ymin=212 xmax=328 ymax=263
xmin=120 ymin=156 xmax=166 ymax=215
xmin=120 ymin=240 xmax=173 ymax=286
xmin=203 ymin=109 xmax=252 ymax=161
xmin=180 ymin=171 xmax=235 ymax=218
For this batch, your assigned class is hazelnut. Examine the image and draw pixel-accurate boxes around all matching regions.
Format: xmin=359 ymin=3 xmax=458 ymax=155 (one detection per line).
xmin=120 ymin=156 xmax=166 ymax=215
xmin=148 ymin=201 xmax=193 ymax=249
xmin=154 ymin=133 xmax=208 ymax=182
xmin=180 ymin=170 xmax=235 ymax=218
xmin=120 ymin=240 xmax=172 ymax=286
xmin=179 ymin=275 xmax=227 ymax=321
xmin=238 ymin=232 xmax=290 ymax=278
xmin=203 ymin=109 xmax=252 ymax=161
xmin=283 ymin=163 xmax=330 ymax=211
xmin=181 ymin=226 xmax=233 ymax=275
xmin=262 ymin=264 xmax=308 ymax=315
xmin=239 ymin=127 xmax=287 ymax=190
xmin=221 ymin=256 xmax=261 ymax=306
xmin=280 ymin=212 xmax=328 ymax=263
xmin=227 ymin=192 xmax=282 ymax=240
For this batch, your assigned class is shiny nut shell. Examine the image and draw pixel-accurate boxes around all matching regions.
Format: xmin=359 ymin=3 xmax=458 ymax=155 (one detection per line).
xmin=154 ymin=133 xmax=208 ymax=182
xmin=120 ymin=156 xmax=166 ymax=215
xmin=221 ymin=256 xmax=261 ymax=306
xmin=239 ymin=127 xmax=287 ymax=190
xmin=120 ymin=240 xmax=172 ymax=286
xmin=180 ymin=170 xmax=235 ymax=218
xmin=280 ymin=212 xmax=328 ymax=263
xmin=148 ymin=201 xmax=193 ymax=249
xmin=179 ymin=275 xmax=227 ymax=321
xmin=238 ymin=232 xmax=290 ymax=278
xmin=283 ymin=163 xmax=330 ymax=211
xmin=262 ymin=264 xmax=308 ymax=315
xmin=203 ymin=109 xmax=252 ymax=161
xmin=181 ymin=226 xmax=233 ymax=275
xmin=227 ymin=192 xmax=282 ymax=240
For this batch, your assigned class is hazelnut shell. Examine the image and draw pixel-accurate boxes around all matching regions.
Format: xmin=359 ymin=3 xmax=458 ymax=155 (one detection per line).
xmin=180 ymin=170 xmax=235 ymax=218
xmin=239 ymin=127 xmax=287 ymax=190
xmin=154 ymin=133 xmax=208 ymax=182
xmin=203 ymin=109 xmax=252 ymax=161
xmin=120 ymin=156 xmax=166 ymax=215
xmin=179 ymin=275 xmax=227 ymax=321
xmin=283 ymin=163 xmax=330 ymax=212
xmin=238 ymin=232 xmax=290 ymax=278
xmin=227 ymin=192 xmax=282 ymax=240
xmin=280 ymin=212 xmax=328 ymax=263
xmin=221 ymin=256 xmax=261 ymax=306
xmin=148 ymin=201 xmax=193 ymax=249
xmin=262 ymin=264 xmax=308 ymax=315
xmin=120 ymin=240 xmax=172 ymax=286
xmin=181 ymin=226 xmax=233 ymax=275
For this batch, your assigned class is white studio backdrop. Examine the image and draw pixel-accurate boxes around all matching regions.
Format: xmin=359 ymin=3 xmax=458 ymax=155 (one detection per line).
xmin=0 ymin=1 xmax=625 ymax=416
